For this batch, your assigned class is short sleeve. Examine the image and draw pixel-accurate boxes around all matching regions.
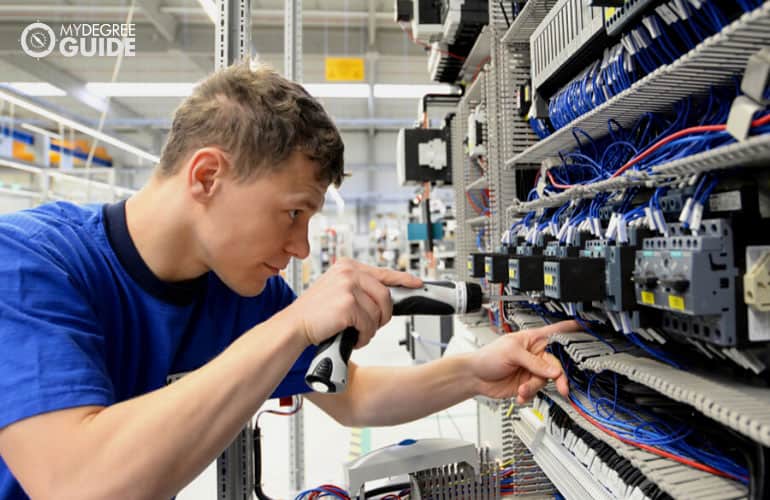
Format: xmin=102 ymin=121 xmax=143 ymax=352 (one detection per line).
xmin=0 ymin=223 xmax=114 ymax=430
xmin=265 ymin=277 xmax=318 ymax=399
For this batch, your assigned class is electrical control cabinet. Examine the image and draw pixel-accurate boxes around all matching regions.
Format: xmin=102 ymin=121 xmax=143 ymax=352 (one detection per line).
xmin=424 ymin=0 xmax=770 ymax=498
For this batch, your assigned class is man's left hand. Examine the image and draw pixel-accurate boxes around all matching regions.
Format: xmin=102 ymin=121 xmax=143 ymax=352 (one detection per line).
xmin=469 ymin=320 xmax=580 ymax=404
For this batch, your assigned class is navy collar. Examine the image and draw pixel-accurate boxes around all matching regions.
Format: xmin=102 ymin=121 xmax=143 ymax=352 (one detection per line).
xmin=103 ymin=200 xmax=207 ymax=305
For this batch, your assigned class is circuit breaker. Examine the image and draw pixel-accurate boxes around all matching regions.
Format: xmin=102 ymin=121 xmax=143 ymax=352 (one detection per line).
xmin=633 ymin=219 xmax=740 ymax=346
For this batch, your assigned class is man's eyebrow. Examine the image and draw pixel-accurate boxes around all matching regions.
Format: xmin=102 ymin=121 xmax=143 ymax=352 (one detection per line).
xmin=287 ymin=196 xmax=323 ymax=212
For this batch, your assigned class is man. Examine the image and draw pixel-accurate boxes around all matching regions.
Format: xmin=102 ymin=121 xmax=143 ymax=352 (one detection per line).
xmin=0 ymin=62 xmax=573 ymax=499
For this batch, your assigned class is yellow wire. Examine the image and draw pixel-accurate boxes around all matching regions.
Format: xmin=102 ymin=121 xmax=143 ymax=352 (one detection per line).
xmin=505 ymin=401 xmax=515 ymax=418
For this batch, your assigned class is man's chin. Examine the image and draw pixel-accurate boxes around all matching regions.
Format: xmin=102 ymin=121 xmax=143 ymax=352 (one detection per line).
xmin=231 ymin=279 xmax=268 ymax=298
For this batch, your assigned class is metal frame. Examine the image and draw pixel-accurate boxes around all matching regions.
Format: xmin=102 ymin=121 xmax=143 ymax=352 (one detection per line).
xmin=284 ymin=0 xmax=306 ymax=493
xmin=215 ymin=2 xmax=257 ymax=499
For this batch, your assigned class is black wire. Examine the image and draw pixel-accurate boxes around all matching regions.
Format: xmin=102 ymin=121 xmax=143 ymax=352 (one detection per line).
xmin=253 ymin=423 xmax=274 ymax=500
xmin=498 ymin=1 xmax=511 ymax=27
xmin=363 ymin=482 xmax=411 ymax=499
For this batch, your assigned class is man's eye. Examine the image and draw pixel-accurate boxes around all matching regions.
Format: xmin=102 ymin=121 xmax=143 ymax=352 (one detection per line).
xmin=288 ymin=209 xmax=300 ymax=220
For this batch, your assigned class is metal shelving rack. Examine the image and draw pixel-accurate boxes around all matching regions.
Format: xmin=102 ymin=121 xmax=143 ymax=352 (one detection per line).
xmin=452 ymin=91 xmax=473 ymax=282
xmin=497 ymin=0 xmax=555 ymax=240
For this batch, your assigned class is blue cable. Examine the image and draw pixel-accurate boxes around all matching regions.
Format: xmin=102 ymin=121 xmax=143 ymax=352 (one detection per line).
xmin=627 ymin=332 xmax=682 ymax=369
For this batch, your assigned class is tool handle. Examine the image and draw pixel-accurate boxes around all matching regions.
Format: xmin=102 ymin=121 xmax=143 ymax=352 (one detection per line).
xmin=304 ymin=327 xmax=359 ymax=393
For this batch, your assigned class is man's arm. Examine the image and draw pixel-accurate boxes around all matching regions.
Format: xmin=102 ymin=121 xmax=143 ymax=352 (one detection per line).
xmin=0 ymin=310 xmax=307 ymax=500
xmin=0 ymin=258 xmax=419 ymax=499
xmin=308 ymin=357 xmax=478 ymax=427
xmin=308 ymin=321 xmax=576 ymax=427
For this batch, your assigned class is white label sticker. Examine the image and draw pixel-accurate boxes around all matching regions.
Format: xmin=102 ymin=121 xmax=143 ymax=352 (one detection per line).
xmin=708 ymin=191 xmax=742 ymax=212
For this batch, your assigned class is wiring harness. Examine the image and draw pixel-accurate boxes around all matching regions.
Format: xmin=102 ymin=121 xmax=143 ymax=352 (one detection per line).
xmin=550 ymin=343 xmax=751 ymax=484
xmin=531 ymin=0 xmax=765 ymax=138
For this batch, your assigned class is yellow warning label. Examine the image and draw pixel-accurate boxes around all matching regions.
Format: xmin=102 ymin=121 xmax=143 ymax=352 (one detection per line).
xmin=668 ymin=295 xmax=685 ymax=311
xmin=544 ymin=274 xmax=554 ymax=286
xmin=325 ymin=57 xmax=365 ymax=81
xmin=509 ymin=268 xmax=516 ymax=279
xmin=641 ymin=291 xmax=655 ymax=305
xmin=467 ymin=261 xmax=472 ymax=271
xmin=485 ymin=263 xmax=490 ymax=274
xmin=532 ymin=409 xmax=544 ymax=422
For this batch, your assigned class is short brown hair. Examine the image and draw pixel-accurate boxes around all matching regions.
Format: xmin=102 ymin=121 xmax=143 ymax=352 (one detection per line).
xmin=158 ymin=61 xmax=344 ymax=186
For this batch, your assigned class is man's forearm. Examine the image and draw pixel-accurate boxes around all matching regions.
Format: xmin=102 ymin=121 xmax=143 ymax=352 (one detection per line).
xmin=4 ymin=310 xmax=308 ymax=500
xmin=344 ymin=355 xmax=478 ymax=427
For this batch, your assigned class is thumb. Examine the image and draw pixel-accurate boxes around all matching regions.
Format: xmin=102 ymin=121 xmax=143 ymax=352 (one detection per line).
xmin=510 ymin=347 xmax=561 ymax=380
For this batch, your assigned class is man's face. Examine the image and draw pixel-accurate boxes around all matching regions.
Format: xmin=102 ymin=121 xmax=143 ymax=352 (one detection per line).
xmin=197 ymin=151 xmax=327 ymax=296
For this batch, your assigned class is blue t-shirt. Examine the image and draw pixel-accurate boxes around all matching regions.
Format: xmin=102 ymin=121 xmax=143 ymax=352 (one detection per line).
xmin=0 ymin=200 xmax=316 ymax=499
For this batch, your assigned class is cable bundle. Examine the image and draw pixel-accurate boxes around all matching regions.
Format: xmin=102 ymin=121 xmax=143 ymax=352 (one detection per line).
xmin=465 ymin=188 xmax=490 ymax=216
xmin=294 ymin=484 xmax=351 ymax=500
xmin=550 ymin=344 xmax=751 ymax=484
xmin=543 ymin=88 xmax=770 ymax=194
xmin=536 ymin=0 xmax=764 ymax=137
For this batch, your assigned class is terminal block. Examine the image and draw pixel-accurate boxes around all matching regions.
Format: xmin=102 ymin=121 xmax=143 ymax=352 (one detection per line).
xmin=485 ymin=253 xmax=509 ymax=284
xmin=467 ymin=253 xmax=487 ymax=278
xmin=633 ymin=219 xmax=740 ymax=346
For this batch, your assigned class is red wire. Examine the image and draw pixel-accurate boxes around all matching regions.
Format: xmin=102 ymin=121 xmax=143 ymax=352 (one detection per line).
xmin=465 ymin=191 xmax=489 ymax=215
xmin=547 ymin=113 xmax=770 ymax=189
xmin=569 ymin=399 xmax=748 ymax=483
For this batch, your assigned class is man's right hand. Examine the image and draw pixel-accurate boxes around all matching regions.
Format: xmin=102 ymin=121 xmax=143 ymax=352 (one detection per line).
xmin=283 ymin=258 xmax=422 ymax=348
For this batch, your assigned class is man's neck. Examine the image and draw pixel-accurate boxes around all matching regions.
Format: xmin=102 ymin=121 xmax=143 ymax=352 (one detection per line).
xmin=124 ymin=177 xmax=209 ymax=282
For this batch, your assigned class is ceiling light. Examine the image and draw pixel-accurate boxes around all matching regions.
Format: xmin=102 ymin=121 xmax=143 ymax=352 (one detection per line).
xmin=0 ymin=88 xmax=160 ymax=163
xmin=86 ymin=82 xmax=196 ymax=97
xmin=373 ymin=84 xmax=458 ymax=98
xmin=303 ymin=84 xmax=371 ymax=99
xmin=1 ymin=82 xmax=66 ymax=97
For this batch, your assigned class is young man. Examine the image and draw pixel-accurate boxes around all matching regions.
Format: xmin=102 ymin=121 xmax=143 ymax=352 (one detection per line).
xmin=0 ymin=62 xmax=573 ymax=499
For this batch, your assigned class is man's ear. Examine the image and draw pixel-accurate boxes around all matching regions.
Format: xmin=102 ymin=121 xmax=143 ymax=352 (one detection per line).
xmin=187 ymin=147 xmax=230 ymax=202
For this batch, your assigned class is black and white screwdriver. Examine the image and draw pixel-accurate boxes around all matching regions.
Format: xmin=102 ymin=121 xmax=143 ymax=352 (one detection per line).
xmin=305 ymin=280 xmax=484 ymax=393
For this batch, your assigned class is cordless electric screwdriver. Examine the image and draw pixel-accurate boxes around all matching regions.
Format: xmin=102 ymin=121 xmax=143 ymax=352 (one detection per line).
xmin=305 ymin=280 xmax=484 ymax=393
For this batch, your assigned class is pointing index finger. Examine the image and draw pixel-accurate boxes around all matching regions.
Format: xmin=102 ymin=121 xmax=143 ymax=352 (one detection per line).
xmin=527 ymin=320 xmax=582 ymax=344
